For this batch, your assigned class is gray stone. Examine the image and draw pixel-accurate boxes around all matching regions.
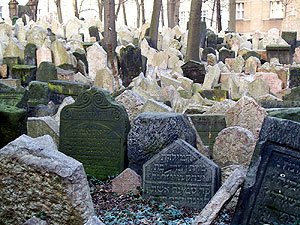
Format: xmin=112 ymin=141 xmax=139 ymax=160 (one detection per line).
xmin=112 ymin=168 xmax=142 ymax=195
xmin=248 ymin=77 xmax=270 ymax=99
xmin=0 ymin=135 xmax=95 ymax=224
xmin=141 ymin=99 xmax=174 ymax=113
xmin=143 ymin=139 xmax=221 ymax=209
xmin=94 ymin=68 xmax=115 ymax=93
xmin=203 ymin=65 xmax=221 ymax=90
xmin=36 ymin=62 xmax=57 ymax=82
xmin=128 ymin=112 xmax=197 ymax=175
xmin=231 ymin=55 xmax=244 ymax=73
xmin=86 ymin=42 xmax=107 ymax=80
xmin=23 ymin=217 xmax=47 ymax=225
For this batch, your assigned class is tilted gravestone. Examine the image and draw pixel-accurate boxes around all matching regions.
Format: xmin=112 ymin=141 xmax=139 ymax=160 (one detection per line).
xmin=24 ymin=43 xmax=37 ymax=66
xmin=59 ymin=87 xmax=130 ymax=179
xmin=143 ymin=139 xmax=220 ymax=209
xmin=232 ymin=116 xmax=300 ymax=224
xmin=181 ymin=60 xmax=206 ymax=84
xmin=289 ymin=66 xmax=300 ymax=88
xmin=128 ymin=112 xmax=197 ymax=175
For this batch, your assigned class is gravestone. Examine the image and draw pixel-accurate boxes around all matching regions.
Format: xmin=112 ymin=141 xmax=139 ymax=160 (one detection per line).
xmin=206 ymin=30 xmax=218 ymax=49
xmin=219 ymin=48 xmax=235 ymax=63
xmin=0 ymin=82 xmax=27 ymax=108
xmin=88 ymin=26 xmax=100 ymax=42
xmin=36 ymin=62 xmax=57 ymax=82
xmin=267 ymin=107 xmax=300 ymax=123
xmin=232 ymin=116 xmax=300 ymax=224
xmin=24 ymin=43 xmax=37 ymax=66
xmin=266 ymin=44 xmax=291 ymax=64
xmin=11 ymin=65 xmax=36 ymax=87
xmin=258 ymin=100 xmax=300 ymax=108
xmin=281 ymin=31 xmax=297 ymax=55
xmin=181 ymin=60 xmax=206 ymax=84
xmin=242 ymin=51 xmax=261 ymax=61
xmin=3 ymin=56 xmax=20 ymax=77
xmin=128 ymin=112 xmax=197 ymax=175
xmin=27 ymin=81 xmax=49 ymax=109
xmin=120 ymin=45 xmax=143 ymax=87
xmin=289 ymin=66 xmax=300 ymax=88
xmin=59 ymin=87 xmax=130 ymax=179
xmin=201 ymin=47 xmax=216 ymax=61
xmin=188 ymin=114 xmax=226 ymax=157
xmin=143 ymin=139 xmax=221 ymax=209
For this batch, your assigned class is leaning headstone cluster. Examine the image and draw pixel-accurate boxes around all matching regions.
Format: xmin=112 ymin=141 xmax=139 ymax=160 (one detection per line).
xmin=1 ymin=15 xmax=300 ymax=224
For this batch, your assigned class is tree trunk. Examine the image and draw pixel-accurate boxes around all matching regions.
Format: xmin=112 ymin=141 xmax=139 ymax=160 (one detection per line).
xmin=210 ymin=0 xmax=216 ymax=27
xmin=174 ymin=0 xmax=180 ymax=26
xmin=229 ymin=0 xmax=236 ymax=31
xmin=167 ymin=0 xmax=175 ymax=28
xmin=149 ymin=0 xmax=162 ymax=49
xmin=73 ymin=0 xmax=79 ymax=18
xmin=161 ymin=2 xmax=165 ymax=27
xmin=135 ymin=0 xmax=141 ymax=28
xmin=115 ymin=0 xmax=121 ymax=21
xmin=55 ymin=0 xmax=63 ymax=23
xmin=141 ymin=0 xmax=145 ymax=24
xmin=217 ymin=0 xmax=222 ymax=32
xmin=185 ymin=0 xmax=202 ymax=62
xmin=97 ymin=0 xmax=104 ymax=21
xmin=122 ymin=2 xmax=128 ymax=26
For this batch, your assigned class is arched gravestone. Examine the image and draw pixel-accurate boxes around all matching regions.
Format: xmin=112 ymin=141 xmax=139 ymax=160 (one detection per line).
xmin=143 ymin=139 xmax=221 ymax=209
xmin=232 ymin=116 xmax=300 ymax=224
xmin=59 ymin=87 xmax=130 ymax=179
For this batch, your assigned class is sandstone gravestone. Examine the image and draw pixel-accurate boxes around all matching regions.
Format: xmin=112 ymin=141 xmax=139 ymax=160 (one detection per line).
xmin=232 ymin=116 xmax=300 ymax=224
xmin=213 ymin=126 xmax=255 ymax=168
xmin=59 ymin=87 xmax=130 ymax=179
xmin=143 ymin=139 xmax=221 ymax=209
xmin=128 ymin=112 xmax=197 ymax=175
xmin=0 ymin=135 xmax=97 ymax=224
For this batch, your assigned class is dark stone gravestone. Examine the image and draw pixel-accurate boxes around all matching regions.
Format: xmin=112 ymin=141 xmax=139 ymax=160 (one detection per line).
xmin=57 ymin=63 xmax=77 ymax=73
xmin=128 ymin=112 xmax=197 ymax=175
xmin=266 ymin=44 xmax=291 ymax=65
xmin=143 ymin=139 xmax=221 ymax=209
xmin=289 ymin=66 xmax=300 ymax=89
xmin=36 ymin=62 xmax=57 ymax=82
xmin=201 ymin=47 xmax=216 ymax=61
xmin=284 ymin=86 xmax=300 ymax=101
xmin=198 ymin=89 xmax=229 ymax=102
xmin=11 ymin=65 xmax=36 ymax=87
xmin=216 ymin=43 xmax=230 ymax=51
xmin=88 ymin=26 xmax=100 ymax=42
xmin=199 ymin=21 xmax=207 ymax=48
xmin=206 ymin=30 xmax=218 ymax=49
xmin=188 ymin=114 xmax=226 ymax=157
xmin=217 ymin=37 xmax=224 ymax=45
xmin=281 ymin=31 xmax=297 ymax=55
xmin=0 ymin=103 xmax=27 ymax=148
xmin=73 ymin=49 xmax=88 ymax=73
xmin=59 ymin=87 xmax=130 ymax=179
xmin=48 ymin=80 xmax=90 ymax=105
xmin=27 ymin=81 xmax=48 ymax=109
xmin=232 ymin=116 xmax=300 ymax=224
xmin=24 ymin=43 xmax=37 ymax=66
xmin=219 ymin=48 xmax=235 ymax=63
xmin=120 ymin=45 xmax=143 ymax=87
xmin=181 ymin=60 xmax=206 ymax=84
xmin=0 ymin=82 xmax=27 ymax=108
xmin=3 ymin=56 xmax=20 ymax=77
xmin=258 ymin=100 xmax=300 ymax=108
xmin=242 ymin=51 xmax=261 ymax=61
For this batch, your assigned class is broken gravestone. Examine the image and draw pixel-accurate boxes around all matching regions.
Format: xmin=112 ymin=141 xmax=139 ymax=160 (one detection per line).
xmin=59 ymin=87 xmax=130 ymax=179
xmin=143 ymin=139 xmax=221 ymax=209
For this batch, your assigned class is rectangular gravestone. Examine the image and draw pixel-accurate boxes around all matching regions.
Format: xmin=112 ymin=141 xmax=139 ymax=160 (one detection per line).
xmin=258 ymin=100 xmax=300 ymax=108
xmin=59 ymin=87 xmax=130 ymax=179
xmin=232 ymin=116 xmax=300 ymax=224
xmin=143 ymin=139 xmax=220 ymax=209
xmin=181 ymin=60 xmax=206 ymax=84
xmin=266 ymin=44 xmax=291 ymax=65
xmin=188 ymin=114 xmax=226 ymax=157
xmin=289 ymin=67 xmax=300 ymax=89
xmin=0 ymin=82 xmax=27 ymax=108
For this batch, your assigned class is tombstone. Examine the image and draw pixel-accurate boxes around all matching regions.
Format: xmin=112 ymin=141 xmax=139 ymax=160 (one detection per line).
xmin=59 ymin=87 xmax=130 ymax=179
xmin=199 ymin=89 xmax=229 ymax=101
xmin=94 ymin=68 xmax=115 ymax=93
xmin=86 ymin=42 xmax=107 ymax=80
xmin=73 ymin=49 xmax=88 ymax=73
xmin=231 ymin=55 xmax=245 ymax=73
xmin=281 ymin=31 xmax=297 ymax=55
xmin=242 ymin=51 xmax=261 ymax=61
xmin=143 ymin=139 xmax=221 ymax=209
xmin=88 ymin=26 xmax=100 ymax=42
xmin=232 ymin=116 xmax=300 ymax=224
xmin=213 ymin=126 xmax=255 ymax=168
xmin=36 ymin=62 xmax=57 ymax=82
xmin=201 ymin=47 xmax=216 ymax=61
xmin=266 ymin=44 xmax=291 ymax=65
xmin=206 ymin=30 xmax=218 ymax=49
xmin=3 ymin=56 xmax=20 ymax=77
xmin=27 ymin=81 xmax=48 ymax=109
xmin=48 ymin=80 xmax=89 ymax=105
xmin=11 ymin=65 xmax=36 ymax=87
xmin=0 ymin=135 xmax=98 ymax=224
xmin=0 ymin=82 xmax=27 ymax=108
xmin=245 ymin=56 xmax=261 ymax=75
xmin=254 ymin=72 xmax=283 ymax=94
xmin=3 ymin=38 xmax=25 ymax=63
xmin=289 ymin=66 xmax=300 ymax=88
xmin=128 ymin=112 xmax=197 ymax=175
xmin=120 ymin=45 xmax=144 ymax=87
xmin=24 ymin=43 xmax=37 ymax=66
xmin=219 ymin=48 xmax=235 ymax=63
xmin=181 ymin=61 xmax=205 ymax=84
xmin=51 ymin=40 xmax=72 ymax=66
xmin=248 ymin=77 xmax=270 ymax=99
xmin=36 ymin=44 xmax=52 ymax=67
xmin=203 ymin=64 xmax=221 ymax=90
xmin=0 ymin=103 xmax=27 ymax=148
xmin=26 ymin=26 xmax=47 ymax=49
xmin=188 ymin=114 xmax=226 ymax=157
xmin=0 ymin=64 xmax=8 ymax=78
xmin=199 ymin=21 xmax=207 ymax=48
xmin=204 ymin=99 xmax=236 ymax=114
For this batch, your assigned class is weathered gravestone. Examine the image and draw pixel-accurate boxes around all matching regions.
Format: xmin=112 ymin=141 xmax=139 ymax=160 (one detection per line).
xmin=128 ymin=112 xmax=197 ymax=175
xmin=232 ymin=116 xmax=300 ymax=224
xmin=219 ymin=48 xmax=235 ymax=63
xmin=266 ymin=44 xmax=291 ymax=65
xmin=59 ymin=87 xmax=130 ymax=179
xmin=24 ymin=43 xmax=37 ymax=66
xmin=36 ymin=62 xmax=57 ymax=82
xmin=27 ymin=81 xmax=48 ymax=109
xmin=0 ymin=82 xmax=27 ymax=108
xmin=11 ymin=65 xmax=36 ymax=87
xmin=281 ymin=31 xmax=297 ymax=55
xmin=201 ymin=47 xmax=216 ymax=61
xmin=88 ymin=26 xmax=100 ymax=42
xmin=289 ymin=66 xmax=300 ymax=89
xmin=181 ymin=60 xmax=206 ymax=84
xmin=188 ymin=114 xmax=226 ymax=157
xmin=143 ymin=139 xmax=221 ymax=209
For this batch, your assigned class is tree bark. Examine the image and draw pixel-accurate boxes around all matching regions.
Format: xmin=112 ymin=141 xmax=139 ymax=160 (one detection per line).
xmin=217 ymin=0 xmax=222 ymax=32
xmin=161 ymin=2 xmax=165 ymax=27
xmin=141 ymin=0 xmax=145 ymax=24
xmin=122 ymin=2 xmax=128 ymax=26
xmin=185 ymin=0 xmax=202 ymax=62
xmin=55 ymin=0 xmax=63 ymax=23
xmin=134 ymin=0 xmax=141 ymax=28
xmin=73 ymin=0 xmax=79 ymax=18
xmin=174 ymin=0 xmax=180 ymax=26
xmin=211 ymin=0 xmax=216 ymax=26
xmin=97 ymin=0 xmax=104 ymax=21
xmin=115 ymin=0 xmax=121 ymax=20
xmin=149 ymin=0 xmax=162 ymax=49
xmin=167 ymin=0 xmax=175 ymax=28
xmin=229 ymin=0 xmax=236 ymax=31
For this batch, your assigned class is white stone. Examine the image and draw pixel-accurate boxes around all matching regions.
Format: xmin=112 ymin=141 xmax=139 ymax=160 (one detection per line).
xmin=86 ymin=42 xmax=107 ymax=80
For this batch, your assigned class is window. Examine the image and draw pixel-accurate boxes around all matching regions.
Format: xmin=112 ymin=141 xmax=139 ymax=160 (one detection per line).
xmin=236 ymin=3 xmax=244 ymax=19
xmin=0 ymin=6 xmax=2 ymax=19
xmin=201 ymin=10 xmax=208 ymax=22
xmin=270 ymin=0 xmax=283 ymax=18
